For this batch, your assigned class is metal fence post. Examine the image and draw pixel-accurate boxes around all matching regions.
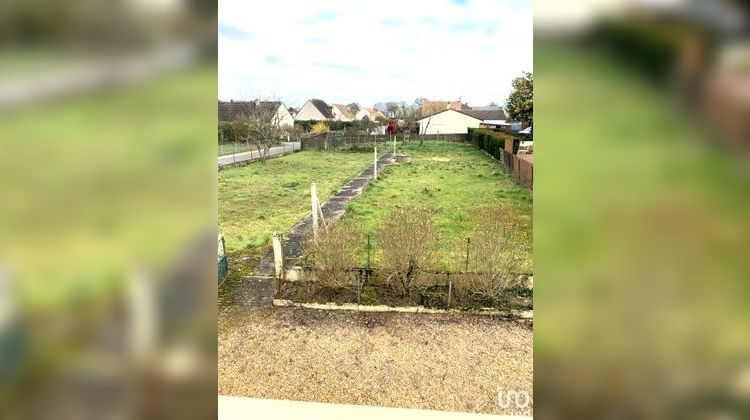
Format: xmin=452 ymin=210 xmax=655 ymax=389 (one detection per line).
xmin=465 ymin=237 xmax=470 ymax=272
xmin=366 ymin=234 xmax=371 ymax=272
xmin=311 ymin=183 xmax=319 ymax=240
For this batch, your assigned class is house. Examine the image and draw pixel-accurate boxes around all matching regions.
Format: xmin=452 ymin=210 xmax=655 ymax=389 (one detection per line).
xmin=355 ymin=107 xmax=386 ymax=121
xmin=418 ymin=108 xmax=482 ymax=134
xmin=331 ymin=104 xmax=355 ymax=122
xmin=295 ymin=99 xmax=335 ymax=121
xmin=218 ymin=99 xmax=295 ymax=127
xmin=419 ymin=100 xmax=470 ymax=117
xmin=465 ymin=107 xmax=509 ymax=128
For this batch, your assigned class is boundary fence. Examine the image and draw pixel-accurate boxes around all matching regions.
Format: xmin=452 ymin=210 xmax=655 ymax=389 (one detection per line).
xmin=468 ymin=128 xmax=533 ymax=189
xmin=301 ymin=133 xmax=468 ymax=151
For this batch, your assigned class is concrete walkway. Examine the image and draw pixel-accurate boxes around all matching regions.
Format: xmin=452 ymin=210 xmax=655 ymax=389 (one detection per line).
xmin=218 ymin=396 xmax=531 ymax=420
xmin=257 ymin=151 xmax=396 ymax=276
xmin=221 ymin=151 xmax=396 ymax=308
xmin=218 ymin=142 xmax=300 ymax=168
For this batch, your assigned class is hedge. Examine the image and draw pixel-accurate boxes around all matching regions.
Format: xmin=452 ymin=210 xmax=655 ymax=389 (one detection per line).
xmin=467 ymin=128 xmax=516 ymax=160
xmin=294 ymin=120 xmax=377 ymax=133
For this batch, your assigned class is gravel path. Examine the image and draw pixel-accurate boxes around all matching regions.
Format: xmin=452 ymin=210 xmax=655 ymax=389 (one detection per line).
xmin=218 ymin=306 xmax=533 ymax=416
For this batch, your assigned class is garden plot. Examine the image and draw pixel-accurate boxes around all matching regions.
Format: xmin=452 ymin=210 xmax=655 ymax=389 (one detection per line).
xmin=280 ymin=141 xmax=533 ymax=311
xmin=218 ymin=150 xmax=375 ymax=253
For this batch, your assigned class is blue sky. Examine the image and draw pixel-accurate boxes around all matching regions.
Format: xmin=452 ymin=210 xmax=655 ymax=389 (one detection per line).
xmin=218 ymin=0 xmax=532 ymax=109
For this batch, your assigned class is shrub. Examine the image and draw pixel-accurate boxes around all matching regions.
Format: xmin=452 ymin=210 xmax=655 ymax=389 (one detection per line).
xmin=461 ymin=204 xmax=531 ymax=303
xmin=308 ymin=222 xmax=363 ymax=290
xmin=218 ymin=121 xmax=243 ymax=143
xmin=467 ymin=128 xmax=516 ymax=160
xmin=311 ymin=121 xmax=329 ymax=134
xmin=377 ymin=205 xmax=437 ymax=295
xmin=295 ymin=120 xmax=365 ymax=132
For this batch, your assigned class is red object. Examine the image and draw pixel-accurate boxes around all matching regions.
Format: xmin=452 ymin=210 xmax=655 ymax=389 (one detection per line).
xmin=386 ymin=119 xmax=400 ymax=134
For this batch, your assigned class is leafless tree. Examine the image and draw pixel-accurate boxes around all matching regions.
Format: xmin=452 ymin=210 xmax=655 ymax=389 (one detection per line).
xmin=235 ymin=96 xmax=285 ymax=163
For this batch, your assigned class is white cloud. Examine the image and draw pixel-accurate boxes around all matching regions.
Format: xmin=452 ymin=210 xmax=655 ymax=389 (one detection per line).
xmin=218 ymin=0 xmax=532 ymax=108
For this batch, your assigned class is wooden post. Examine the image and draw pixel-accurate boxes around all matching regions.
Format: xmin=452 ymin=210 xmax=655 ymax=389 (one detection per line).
xmin=311 ymin=183 xmax=319 ymax=239
xmin=272 ymin=233 xmax=284 ymax=278
xmin=373 ymin=146 xmax=377 ymax=180
xmin=447 ymin=277 xmax=452 ymax=308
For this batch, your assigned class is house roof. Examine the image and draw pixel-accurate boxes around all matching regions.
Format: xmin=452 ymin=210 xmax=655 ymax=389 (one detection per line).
xmin=218 ymin=100 xmax=282 ymax=121
xmin=364 ymin=107 xmax=385 ymax=119
xmin=332 ymin=103 xmax=355 ymax=120
xmin=463 ymin=108 xmax=507 ymax=121
xmin=417 ymin=108 xmax=482 ymax=122
xmin=420 ymin=100 xmax=464 ymax=117
xmin=308 ymin=98 xmax=334 ymax=119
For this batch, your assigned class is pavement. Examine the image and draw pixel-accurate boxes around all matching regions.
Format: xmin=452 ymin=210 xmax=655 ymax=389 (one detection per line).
xmin=218 ymin=396 xmax=531 ymax=420
xmin=218 ymin=142 xmax=301 ymax=168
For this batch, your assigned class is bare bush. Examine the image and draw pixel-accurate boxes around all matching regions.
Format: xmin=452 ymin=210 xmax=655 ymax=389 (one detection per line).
xmin=308 ymin=222 xmax=363 ymax=291
xmin=462 ymin=204 xmax=532 ymax=302
xmin=378 ymin=206 xmax=437 ymax=295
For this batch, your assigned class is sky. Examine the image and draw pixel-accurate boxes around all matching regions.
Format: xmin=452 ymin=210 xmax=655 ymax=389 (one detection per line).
xmin=218 ymin=0 xmax=532 ymax=109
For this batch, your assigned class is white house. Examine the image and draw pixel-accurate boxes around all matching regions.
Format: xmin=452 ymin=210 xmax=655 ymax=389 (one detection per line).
xmin=295 ymin=99 xmax=335 ymax=121
xmin=418 ymin=108 xmax=482 ymax=134
xmin=217 ymin=100 xmax=295 ymax=127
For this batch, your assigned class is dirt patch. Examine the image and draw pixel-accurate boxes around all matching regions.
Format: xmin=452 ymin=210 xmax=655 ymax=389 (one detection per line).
xmin=218 ymin=306 xmax=533 ymax=415
xmin=430 ymin=157 xmax=451 ymax=162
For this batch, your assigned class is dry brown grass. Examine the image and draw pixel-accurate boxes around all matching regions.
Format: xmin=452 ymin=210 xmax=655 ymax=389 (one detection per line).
xmin=218 ymin=306 xmax=533 ymax=416
xmin=377 ymin=205 xmax=438 ymax=295
xmin=308 ymin=221 xmax=363 ymax=291
xmin=460 ymin=205 xmax=532 ymax=302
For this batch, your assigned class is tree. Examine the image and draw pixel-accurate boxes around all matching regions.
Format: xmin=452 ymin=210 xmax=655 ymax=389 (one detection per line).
xmin=487 ymin=101 xmax=499 ymax=107
xmin=374 ymin=102 xmax=387 ymax=114
xmin=506 ymin=72 xmax=533 ymax=125
xmin=414 ymin=97 xmax=428 ymax=108
xmin=235 ymin=98 xmax=285 ymax=164
xmin=347 ymin=102 xmax=360 ymax=114
xmin=384 ymin=101 xmax=403 ymax=118
xmin=360 ymin=116 xmax=377 ymax=134
xmin=394 ymin=104 xmax=420 ymax=140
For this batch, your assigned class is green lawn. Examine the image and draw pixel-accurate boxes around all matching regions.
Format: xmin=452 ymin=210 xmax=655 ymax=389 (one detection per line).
xmin=218 ymin=151 xmax=375 ymax=252
xmin=342 ymin=141 xmax=533 ymax=271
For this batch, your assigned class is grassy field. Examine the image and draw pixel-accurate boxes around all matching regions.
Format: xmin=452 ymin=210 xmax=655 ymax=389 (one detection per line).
xmin=342 ymin=141 xmax=533 ymax=271
xmin=218 ymin=151 xmax=375 ymax=252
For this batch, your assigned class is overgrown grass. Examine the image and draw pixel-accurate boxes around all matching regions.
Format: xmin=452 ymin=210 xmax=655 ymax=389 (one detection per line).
xmin=218 ymin=151 xmax=375 ymax=252
xmin=342 ymin=141 xmax=533 ymax=271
